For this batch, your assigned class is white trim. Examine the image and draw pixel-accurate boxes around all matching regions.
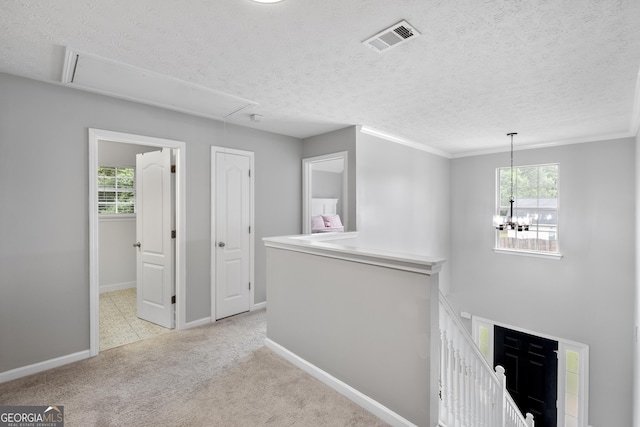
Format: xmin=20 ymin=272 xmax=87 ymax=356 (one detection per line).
xmin=98 ymin=214 xmax=136 ymax=222
xmin=100 ymin=281 xmax=136 ymax=293
xmin=252 ymin=301 xmax=267 ymax=311
xmin=89 ymin=128 xmax=187 ymax=358
xmin=471 ymin=316 xmax=590 ymax=427
xmin=263 ymin=233 xmax=445 ymax=275
xmin=0 ymin=350 xmax=91 ymax=384
xmin=302 ymin=151 xmax=349 ymax=234
xmin=359 ymin=125 xmax=452 ymax=159
xmin=453 ymin=131 xmax=635 ymax=158
xmin=493 ymin=248 xmax=564 ymax=260
xmin=183 ymin=317 xmax=212 ymax=329
xmin=211 ymin=146 xmax=255 ymax=321
xmin=264 ymin=338 xmax=418 ymax=427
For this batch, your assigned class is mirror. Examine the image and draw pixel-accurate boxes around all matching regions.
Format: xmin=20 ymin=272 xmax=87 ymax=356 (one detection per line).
xmin=302 ymin=151 xmax=348 ymax=234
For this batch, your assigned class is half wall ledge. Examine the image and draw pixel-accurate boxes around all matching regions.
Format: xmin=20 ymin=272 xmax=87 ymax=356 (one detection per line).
xmin=263 ymin=232 xmax=446 ymax=427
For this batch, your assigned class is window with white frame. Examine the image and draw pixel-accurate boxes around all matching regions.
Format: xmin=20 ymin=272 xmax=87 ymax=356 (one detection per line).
xmin=496 ymin=163 xmax=559 ymax=254
xmin=98 ymin=166 xmax=135 ymax=214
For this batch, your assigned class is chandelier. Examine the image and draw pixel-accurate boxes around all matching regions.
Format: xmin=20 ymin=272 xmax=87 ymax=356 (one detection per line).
xmin=493 ymin=133 xmax=530 ymax=232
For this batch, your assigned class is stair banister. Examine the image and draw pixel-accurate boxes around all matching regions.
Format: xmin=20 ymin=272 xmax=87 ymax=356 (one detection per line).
xmin=439 ymin=291 xmax=534 ymax=427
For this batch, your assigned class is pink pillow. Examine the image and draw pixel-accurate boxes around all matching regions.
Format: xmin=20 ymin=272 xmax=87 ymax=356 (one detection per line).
xmin=311 ymin=215 xmax=325 ymax=230
xmin=322 ymin=214 xmax=343 ymax=228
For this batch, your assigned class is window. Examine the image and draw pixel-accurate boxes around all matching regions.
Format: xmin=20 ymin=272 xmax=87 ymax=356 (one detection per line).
xmin=98 ymin=166 xmax=135 ymax=214
xmin=496 ymin=164 xmax=558 ymax=254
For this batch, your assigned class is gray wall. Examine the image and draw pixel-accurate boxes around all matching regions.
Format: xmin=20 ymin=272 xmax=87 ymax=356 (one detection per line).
xmin=0 ymin=73 xmax=302 ymax=373
xmin=449 ymin=138 xmax=635 ymax=427
xmin=355 ymin=131 xmax=451 ymax=294
xmin=266 ymin=246 xmax=440 ymax=426
xmin=302 ymin=126 xmax=357 ymax=231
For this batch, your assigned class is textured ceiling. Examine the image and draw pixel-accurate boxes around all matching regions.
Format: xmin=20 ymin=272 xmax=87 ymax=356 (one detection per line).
xmin=2 ymin=0 xmax=640 ymax=156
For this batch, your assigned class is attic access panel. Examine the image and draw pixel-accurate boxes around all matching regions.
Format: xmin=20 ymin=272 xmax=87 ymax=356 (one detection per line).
xmin=61 ymin=48 xmax=257 ymax=119
xmin=362 ymin=20 xmax=421 ymax=53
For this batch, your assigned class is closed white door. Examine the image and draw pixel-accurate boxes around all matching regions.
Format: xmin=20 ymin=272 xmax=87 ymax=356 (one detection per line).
xmin=135 ymin=149 xmax=174 ymax=328
xmin=214 ymin=150 xmax=251 ymax=320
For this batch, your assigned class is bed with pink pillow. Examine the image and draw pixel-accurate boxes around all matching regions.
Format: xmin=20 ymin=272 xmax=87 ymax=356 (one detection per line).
xmin=310 ymin=198 xmax=344 ymax=233
xmin=311 ymin=214 xmax=344 ymax=233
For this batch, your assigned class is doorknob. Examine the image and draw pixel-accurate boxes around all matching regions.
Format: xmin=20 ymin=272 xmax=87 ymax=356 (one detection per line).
xmin=218 ymin=242 xmax=226 ymax=248
xmin=133 ymin=242 xmax=141 ymax=248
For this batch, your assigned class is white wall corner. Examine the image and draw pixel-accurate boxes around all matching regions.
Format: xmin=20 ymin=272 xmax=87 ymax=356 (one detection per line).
xmin=631 ymin=69 xmax=640 ymax=137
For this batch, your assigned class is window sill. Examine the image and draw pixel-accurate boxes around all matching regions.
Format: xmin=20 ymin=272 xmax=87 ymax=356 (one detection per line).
xmin=99 ymin=214 xmax=136 ymax=221
xmin=493 ymin=248 xmax=563 ymax=260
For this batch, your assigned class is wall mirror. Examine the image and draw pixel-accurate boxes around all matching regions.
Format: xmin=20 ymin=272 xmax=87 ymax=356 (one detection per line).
xmin=302 ymin=151 xmax=348 ymax=234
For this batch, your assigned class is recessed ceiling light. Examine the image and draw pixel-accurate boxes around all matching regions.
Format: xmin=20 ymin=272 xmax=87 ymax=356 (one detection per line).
xmin=251 ymin=0 xmax=285 ymax=3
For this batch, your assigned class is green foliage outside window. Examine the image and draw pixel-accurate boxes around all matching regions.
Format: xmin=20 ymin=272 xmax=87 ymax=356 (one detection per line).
xmin=98 ymin=166 xmax=135 ymax=214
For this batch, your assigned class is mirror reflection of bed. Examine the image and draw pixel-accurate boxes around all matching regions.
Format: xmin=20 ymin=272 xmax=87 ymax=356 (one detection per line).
xmin=311 ymin=198 xmax=344 ymax=233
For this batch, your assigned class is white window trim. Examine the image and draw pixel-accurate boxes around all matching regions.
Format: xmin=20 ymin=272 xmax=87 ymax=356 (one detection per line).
xmin=98 ymin=165 xmax=136 ymax=215
xmin=472 ymin=316 xmax=589 ymax=427
xmin=98 ymin=214 xmax=136 ymax=221
xmin=493 ymin=248 xmax=564 ymax=260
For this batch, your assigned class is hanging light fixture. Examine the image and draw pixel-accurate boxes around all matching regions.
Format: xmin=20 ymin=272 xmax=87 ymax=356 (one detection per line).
xmin=493 ymin=133 xmax=530 ymax=232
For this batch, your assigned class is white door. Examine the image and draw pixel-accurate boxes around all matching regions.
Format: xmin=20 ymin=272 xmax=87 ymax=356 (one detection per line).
xmin=214 ymin=150 xmax=251 ymax=320
xmin=135 ymin=149 xmax=175 ymax=328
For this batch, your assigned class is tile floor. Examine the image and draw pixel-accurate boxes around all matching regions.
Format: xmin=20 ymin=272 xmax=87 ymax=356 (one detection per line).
xmin=100 ymin=287 xmax=171 ymax=351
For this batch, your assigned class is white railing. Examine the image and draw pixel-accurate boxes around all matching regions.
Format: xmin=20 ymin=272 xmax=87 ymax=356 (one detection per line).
xmin=439 ymin=292 xmax=534 ymax=427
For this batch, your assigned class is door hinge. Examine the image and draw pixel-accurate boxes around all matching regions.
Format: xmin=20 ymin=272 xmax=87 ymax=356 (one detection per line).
xmin=249 ymin=282 xmax=251 ymax=290
xmin=171 ymin=165 xmax=176 ymax=173
xmin=249 ymin=226 xmax=251 ymax=234
xmin=171 ymin=295 xmax=176 ymax=304
xmin=171 ymin=230 xmax=176 ymax=239
xmin=248 ymin=169 xmax=251 ymax=178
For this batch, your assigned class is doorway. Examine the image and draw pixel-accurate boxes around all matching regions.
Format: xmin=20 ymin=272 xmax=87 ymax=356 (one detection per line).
xmin=302 ymin=151 xmax=349 ymax=234
xmin=495 ymin=325 xmax=558 ymax=427
xmin=211 ymin=146 xmax=255 ymax=321
xmin=472 ymin=316 xmax=590 ymax=427
xmin=89 ymin=129 xmax=187 ymax=356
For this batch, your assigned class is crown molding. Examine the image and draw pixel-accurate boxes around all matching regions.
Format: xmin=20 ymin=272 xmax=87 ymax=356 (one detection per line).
xmin=358 ymin=126 xmax=452 ymax=159
xmin=451 ymin=131 xmax=636 ymax=158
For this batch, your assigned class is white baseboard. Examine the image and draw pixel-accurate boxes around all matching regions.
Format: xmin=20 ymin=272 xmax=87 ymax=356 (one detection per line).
xmin=0 ymin=350 xmax=92 ymax=384
xmin=252 ymin=301 xmax=267 ymax=311
xmin=264 ymin=338 xmax=418 ymax=427
xmin=99 ymin=281 xmax=136 ymax=293
xmin=182 ymin=317 xmax=211 ymax=329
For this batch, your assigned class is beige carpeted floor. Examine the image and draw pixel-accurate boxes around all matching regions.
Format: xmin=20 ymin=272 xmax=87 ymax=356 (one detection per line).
xmin=0 ymin=309 xmax=390 ymax=427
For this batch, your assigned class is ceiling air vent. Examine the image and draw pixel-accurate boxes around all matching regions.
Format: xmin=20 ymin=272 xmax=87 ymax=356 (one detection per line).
xmin=363 ymin=20 xmax=420 ymax=53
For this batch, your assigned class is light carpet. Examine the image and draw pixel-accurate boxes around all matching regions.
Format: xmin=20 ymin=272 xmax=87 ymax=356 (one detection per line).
xmin=0 ymin=309 xmax=390 ymax=427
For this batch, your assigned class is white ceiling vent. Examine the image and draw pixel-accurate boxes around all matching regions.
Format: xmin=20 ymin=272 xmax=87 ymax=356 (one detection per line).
xmin=363 ymin=20 xmax=420 ymax=53
xmin=61 ymin=48 xmax=257 ymax=119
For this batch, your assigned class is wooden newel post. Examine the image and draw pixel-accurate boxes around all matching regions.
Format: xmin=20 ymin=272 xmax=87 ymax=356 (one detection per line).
xmin=495 ymin=365 xmax=506 ymax=427
xmin=525 ymin=412 xmax=535 ymax=427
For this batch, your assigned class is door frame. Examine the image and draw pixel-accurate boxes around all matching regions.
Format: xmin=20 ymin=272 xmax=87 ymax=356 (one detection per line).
xmin=210 ymin=146 xmax=255 ymax=322
xmin=89 ymin=128 xmax=187 ymax=356
xmin=472 ymin=316 xmax=590 ymax=427
xmin=302 ymin=151 xmax=348 ymax=234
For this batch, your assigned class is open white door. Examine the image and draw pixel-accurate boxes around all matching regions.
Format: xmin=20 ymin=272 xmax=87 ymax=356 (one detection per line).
xmin=135 ymin=149 xmax=175 ymax=328
xmin=214 ymin=150 xmax=252 ymax=320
